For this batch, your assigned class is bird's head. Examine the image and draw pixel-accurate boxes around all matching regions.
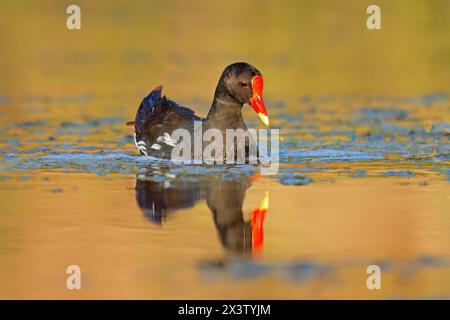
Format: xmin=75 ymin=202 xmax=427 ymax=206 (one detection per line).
xmin=219 ymin=62 xmax=269 ymax=126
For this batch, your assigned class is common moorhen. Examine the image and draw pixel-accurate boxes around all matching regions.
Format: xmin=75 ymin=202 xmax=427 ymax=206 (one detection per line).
xmin=129 ymin=62 xmax=269 ymax=159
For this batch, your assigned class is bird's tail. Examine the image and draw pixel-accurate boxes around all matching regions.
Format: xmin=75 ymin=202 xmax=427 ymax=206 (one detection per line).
xmin=133 ymin=85 xmax=163 ymax=133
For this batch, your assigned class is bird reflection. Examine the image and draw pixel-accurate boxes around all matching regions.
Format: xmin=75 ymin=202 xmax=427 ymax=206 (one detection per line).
xmin=135 ymin=166 xmax=268 ymax=256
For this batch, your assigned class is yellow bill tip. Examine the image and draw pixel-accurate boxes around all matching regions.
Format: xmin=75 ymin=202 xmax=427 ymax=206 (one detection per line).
xmin=258 ymin=113 xmax=269 ymax=127
xmin=259 ymin=191 xmax=269 ymax=210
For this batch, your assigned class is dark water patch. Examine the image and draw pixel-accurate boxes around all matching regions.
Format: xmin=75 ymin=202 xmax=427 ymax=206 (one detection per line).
xmin=340 ymin=92 xmax=448 ymax=107
xmin=288 ymin=261 xmax=331 ymax=282
xmin=430 ymin=122 xmax=450 ymax=136
xmin=26 ymin=146 xmax=54 ymax=154
xmin=355 ymin=122 xmax=426 ymax=139
xmin=200 ymin=255 xmax=450 ymax=283
xmin=23 ymin=145 xmax=99 ymax=155
xmin=164 ymin=164 xmax=257 ymax=182
xmin=398 ymin=255 xmax=450 ymax=283
xmin=2 ymin=138 xmax=20 ymax=146
xmin=286 ymin=139 xmax=447 ymax=160
xmin=53 ymin=144 xmax=86 ymax=150
xmin=200 ymin=259 xmax=329 ymax=283
xmin=417 ymin=255 xmax=438 ymax=267
xmin=3 ymin=152 xmax=144 ymax=175
xmin=404 ymin=92 xmax=447 ymax=106
xmin=51 ymin=188 xmax=63 ymax=193
xmin=350 ymin=170 xmax=366 ymax=178
xmin=265 ymin=98 xmax=287 ymax=109
xmin=24 ymin=144 xmax=100 ymax=153
xmin=54 ymin=128 xmax=91 ymax=136
xmin=384 ymin=171 xmax=416 ymax=178
xmin=363 ymin=132 xmax=385 ymax=142
xmin=29 ymin=136 xmax=58 ymax=143
xmin=122 ymin=50 xmax=150 ymax=64
xmin=312 ymin=130 xmax=355 ymax=138
xmin=432 ymin=168 xmax=450 ymax=181
xmin=116 ymin=134 xmax=134 ymax=147
xmin=281 ymin=149 xmax=384 ymax=163
xmin=79 ymin=146 xmax=98 ymax=151
xmin=24 ymin=93 xmax=93 ymax=105
xmin=60 ymin=117 xmax=124 ymax=130
xmin=228 ymin=261 xmax=270 ymax=280
xmin=358 ymin=107 xmax=408 ymax=122
xmin=290 ymin=165 xmax=331 ymax=173
xmin=369 ymin=259 xmax=393 ymax=272
xmin=54 ymin=94 xmax=94 ymax=104
xmin=298 ymin=95 xmax=311 ymax=104
xmin=274 ymin=112 xmax=303 ymax=123
xmin=0 ymin=96 xmax=11 ymax=104
xmin=10 ymin=120 xmax=47 ymax=128
xmin=3 ymin=151 xmax=258 ymax=178
xmin=279 ymin=173 xmax=313 ymax=186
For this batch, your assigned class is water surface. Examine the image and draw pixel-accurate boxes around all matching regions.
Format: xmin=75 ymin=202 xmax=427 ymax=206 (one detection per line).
xmin=0 ymin=0 xmax=449 ymax=299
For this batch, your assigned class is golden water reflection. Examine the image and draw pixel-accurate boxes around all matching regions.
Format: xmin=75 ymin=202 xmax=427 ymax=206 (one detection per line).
xmin=135 ymin=167 xmax=268 ymax=256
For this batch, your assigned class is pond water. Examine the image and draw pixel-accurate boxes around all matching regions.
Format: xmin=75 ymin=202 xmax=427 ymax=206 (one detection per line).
xmin=0 ymin=1 xmax=449 ymax=299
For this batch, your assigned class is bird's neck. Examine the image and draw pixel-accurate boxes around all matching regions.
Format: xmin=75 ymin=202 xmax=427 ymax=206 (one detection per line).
xmin=206 ymin=88 xmax=245 ymax=130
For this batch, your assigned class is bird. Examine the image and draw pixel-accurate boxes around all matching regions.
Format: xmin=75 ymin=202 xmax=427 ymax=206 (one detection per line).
xmin=128 ymin=62 xmax=269 ymax=159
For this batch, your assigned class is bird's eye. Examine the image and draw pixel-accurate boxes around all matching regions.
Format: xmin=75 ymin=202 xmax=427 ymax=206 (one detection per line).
xmin=239 ymin=81 xmax=248 ymax=87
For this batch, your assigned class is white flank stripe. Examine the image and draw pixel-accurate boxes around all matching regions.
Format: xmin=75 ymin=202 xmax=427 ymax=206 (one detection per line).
xmin=138 ymin=145 xmax=148 ymax=156
xmin=156 ymin=132 xmax=177 ymax=147
xmin=151 ymin=144 xmax=161 ymax=150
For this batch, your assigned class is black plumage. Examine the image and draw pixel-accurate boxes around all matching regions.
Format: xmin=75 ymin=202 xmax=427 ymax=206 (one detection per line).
xmin=131 ymin=62 xmax=266 ymax=160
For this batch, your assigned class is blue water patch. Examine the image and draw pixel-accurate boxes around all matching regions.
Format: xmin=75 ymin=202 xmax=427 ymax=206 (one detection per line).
xmin=432 ymin=168 xmax=450 ymax=181
xmin=384 ymin=171 xmax=416 ymax=178
xmin=417 ymin=255 xmax=442 ymax=267
xmin=404 ymin=92 xmax=447 ymax=106
xmin=116 ymin=134 xmax=134 ymax=146
xmin=281 ymin=149 xmax=384 ymax=163
xmin=274 ymin=112 xmax=303 ymax=123
xmin=11 ymin=120 xmax=47 ymax=128
xmin=430 ymin=122 xmax=450 ymax=135
xmin=26 ymin=94 xmax=94 ymax=104
xmin=200 ymin=255 xmax=450 ymax=284
xmin=0 ymin=96 xmax=11 ymax=104
xmin=26 ymin=146 xmax=54 ymax=154
xmin=59 ymin=117 xmax=124 ymax=130
xmin=351 ymin=170 xmax=366 ymax=178
xmin=200 ymin=259 xmax=330 ymax=283
xmin=358 ymin=107 xmax=409 ymax=121
xmin=2 ymin=151 xmax=260 ymax=178
xmin=279 ymin=173 xmax=313 ymax=186
xmin=2 ymin=138 xmax=20 ymax=146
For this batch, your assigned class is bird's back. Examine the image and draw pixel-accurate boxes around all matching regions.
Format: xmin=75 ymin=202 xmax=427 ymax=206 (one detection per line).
xmin=134 ymin=86 xmax=202 ymax=158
